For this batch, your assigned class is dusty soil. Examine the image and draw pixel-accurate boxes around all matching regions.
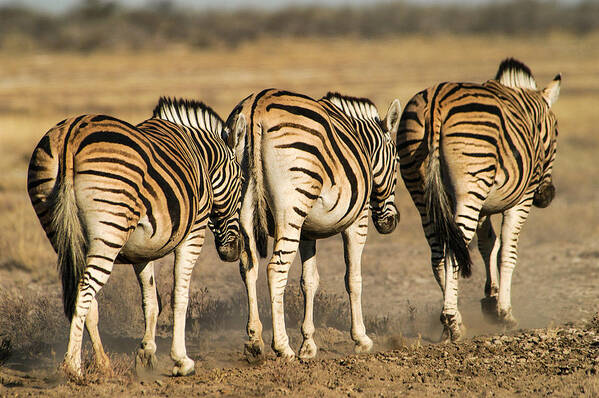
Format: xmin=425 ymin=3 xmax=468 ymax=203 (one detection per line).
xmin=2 ymin=320 xmax=599 ymax=397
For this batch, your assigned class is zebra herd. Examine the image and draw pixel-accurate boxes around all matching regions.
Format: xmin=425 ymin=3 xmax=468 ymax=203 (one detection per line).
xmin=26 ymin=57 xmax=561 ymax=378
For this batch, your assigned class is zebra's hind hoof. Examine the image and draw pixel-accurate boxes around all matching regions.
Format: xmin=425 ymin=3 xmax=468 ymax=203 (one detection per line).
xmin=299 ymin=339 xmax=318 ymax=360
xmin=498 ymin=308 xmax=518 ymax=329
xmin=481 ymin=296 xmax=500 ymax=322
xmin=172 ymin=357 xmax=195 ymax=377
xmin=354 ymin=336 xmax=374 ymax=354
xmin=244 ymin=340 xmax=265 ymax=364
xmin=135 ymin=351 xmax=158 ymax=375
xmin=274 ymin=345 xmax=295 ymax=361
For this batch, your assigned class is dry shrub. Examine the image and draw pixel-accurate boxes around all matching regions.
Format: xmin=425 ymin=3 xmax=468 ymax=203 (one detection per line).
xmin=80 ymin=350 xmax=133 ymax=385
xmin=0 ymin=193 xmax=55 ymax=278
xmin=95 ymin=271 xmax=144 ymax=339
xmin=284 ymin=284 xmax=350 ymax=331
xmin=186 ymin=287 xmax=246 ymax=334
xmin=0 ymin=288 xmax=67 ymax=360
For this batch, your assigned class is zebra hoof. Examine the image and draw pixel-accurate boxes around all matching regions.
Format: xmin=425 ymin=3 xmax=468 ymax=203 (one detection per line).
xmin=498 ymin=308 xmax=518 ymax=329
xmin=481 ymin=296 xmax=500 ymax=322
xmin=274 ymin=345 xmax=295 ymax=361
xmin=96 ymin=355 xmax=113 ymax=377
xmin=244 ymin=340 xmax=265 ymax=364
xmin=135 ymin=350 xmax=158 ymax=374
xmin=440 ymin=312 xmax=465 ymax=342
xmin=172 ymin=357 xmax=195 ymax=377
xmin=354 ymin=336 xmax=374 ymax=354
xmin=61 ymin=357 xmax=83 ymax=382
xmin=299 ymin=339 xmax=318 ymax=360
xmin=451 ymin=324 xmax=466 ymax=342
xmin=440 ymin=326 xmax=452 ymax=344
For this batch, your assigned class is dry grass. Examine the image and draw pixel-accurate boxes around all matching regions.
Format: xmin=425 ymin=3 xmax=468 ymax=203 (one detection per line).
xmin=0 ymin=288 xmax=66 ymax=361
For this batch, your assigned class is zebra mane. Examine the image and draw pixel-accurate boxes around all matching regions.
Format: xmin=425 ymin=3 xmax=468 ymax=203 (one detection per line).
xmin=152 ymin=97 xmax=224 ymax=136
xmin=323 ymin=92 xmax=381 ymax=122
xmin=495 ymin=58 xmax=537 ymax=90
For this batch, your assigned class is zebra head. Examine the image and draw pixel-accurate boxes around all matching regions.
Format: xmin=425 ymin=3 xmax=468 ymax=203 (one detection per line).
xmin=153 ymin=96 xmax=244 ymax=261
xmin=208 ymin=153 xmax=244 ymax=262
xmin=495 ymin=58 xmax=562 ymax=208
xmin=326 ymin=93 xmax=402 ymax=234
xmin=370 ymin=99 xmax=402 ymax=234
xmin=532 ymin=74 xmax=561 ymax=208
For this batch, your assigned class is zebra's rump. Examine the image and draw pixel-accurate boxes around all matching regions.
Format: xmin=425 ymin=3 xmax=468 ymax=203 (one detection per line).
xmin=27 ymin=114 xmax=212 ymax=261
xmin=398 ymin=82 xmax=547 ymax=213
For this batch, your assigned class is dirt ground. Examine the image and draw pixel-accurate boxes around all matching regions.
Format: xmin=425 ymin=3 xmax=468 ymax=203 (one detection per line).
xmin=1 ymin=35 xmax=598 ymax=396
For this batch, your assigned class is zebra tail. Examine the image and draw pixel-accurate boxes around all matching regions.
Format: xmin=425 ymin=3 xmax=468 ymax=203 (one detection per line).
xmin=424 ymin=137 xmax=472 ymax=278
xmin=47 ymin=141 xmax=87 ymax=320
xmin=250 ymin=121 xmax=268 ymax=258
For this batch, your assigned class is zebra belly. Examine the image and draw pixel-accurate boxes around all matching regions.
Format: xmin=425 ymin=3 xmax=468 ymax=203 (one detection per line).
xmin=481 ymin=184 xmax=527 ymax=215
xmin=119 ymin=216 xmax=176 ymax=263
xmin=301 ymin=188 xmax=361 ymax=239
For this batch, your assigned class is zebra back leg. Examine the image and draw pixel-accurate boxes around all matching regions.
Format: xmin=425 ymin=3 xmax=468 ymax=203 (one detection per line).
xmin=399 ymin=158 xmax=455 ymax=340
xmin=496 ymin=198 xmax=532 ymax=328
xmin=239 ymin=192 xmax=265 ymax=362
xmin=84 ymin=297 xmax=112 ymax=375
xmin=298 ymin=239 xmax=319 ymax=360
xmin=64 ymin=234 xmax=124 ymax=377
xmin=268 ymin=215 xmax=304 ymax=360
xmin=439 ymin=198 xmax=487 ymax=342
xmin=477 ymin=216 xmax=502 ymax=321
xmin=170 ymin=228 xmax=206 ymax=376
xmin=341 ymin=207 xmax=373 ymax=353
xmin=133 ymin=261 xmax=159 ymax=374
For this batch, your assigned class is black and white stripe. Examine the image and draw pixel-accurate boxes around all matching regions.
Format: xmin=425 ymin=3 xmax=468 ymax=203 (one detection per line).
xmin=224 ymin=88 xmax=401 ymax=359
xmin=27 ymin=98 xmax=242 ymax=377
xmin=396 ymin=58 xmax=561 ymax=341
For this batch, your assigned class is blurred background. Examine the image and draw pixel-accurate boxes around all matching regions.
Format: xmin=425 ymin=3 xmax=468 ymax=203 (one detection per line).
xmin=0 ymin=0 xmax=598 ymax=51
xmin=0 ymin=0 xmax=598 ymax=376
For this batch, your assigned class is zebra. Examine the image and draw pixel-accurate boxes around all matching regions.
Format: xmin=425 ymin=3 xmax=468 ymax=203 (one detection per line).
xmin=396 ymin=58 xmax=561 ymax=341
xmin=223 ymin=89 xmax=401 ymax=359
xmin=26 ymin=97 xmax=242 ymax=377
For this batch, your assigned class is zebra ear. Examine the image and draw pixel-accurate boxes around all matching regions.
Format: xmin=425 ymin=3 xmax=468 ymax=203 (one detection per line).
xmin=385 ymin=99 xmax=402 ymax=136
xmin=227 ymin=113 xmax=246 ymax=149
xmin=542 ymin=74 xmax=561 ymax=107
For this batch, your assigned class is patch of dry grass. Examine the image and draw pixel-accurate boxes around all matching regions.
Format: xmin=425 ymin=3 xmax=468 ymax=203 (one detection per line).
xmin=0 ymin=287 xmax=67 ymax=362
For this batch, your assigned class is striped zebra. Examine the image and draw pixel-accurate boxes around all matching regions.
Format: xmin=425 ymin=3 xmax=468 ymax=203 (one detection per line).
xmin=26 ymin=98 xmax=242 ymax=377
xmin=224 ymin=89 xmax=401 ymax=359
xmin=396 ymin=58 xmax=561 ymax=341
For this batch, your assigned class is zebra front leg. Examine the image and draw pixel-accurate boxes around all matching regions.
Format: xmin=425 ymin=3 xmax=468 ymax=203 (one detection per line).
xmin=496 ymin=203 xmax=530 ymax=328
xmin=133 ymin=261 xmax=159 ymax=373
xmin=170 ymin=233 xmax=205 ymax=376
xmin=477 ymin=216 xmax=502 ymax=322
xmin=268 ymin=227 xmax=302 ymax=360
xmin=298 ymin=239 xmax=319 ymax=360
xmin=85 ymin=297 xmax=112 ymax=376
xmin=342 ymin=210 xmax=373 ymax=353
